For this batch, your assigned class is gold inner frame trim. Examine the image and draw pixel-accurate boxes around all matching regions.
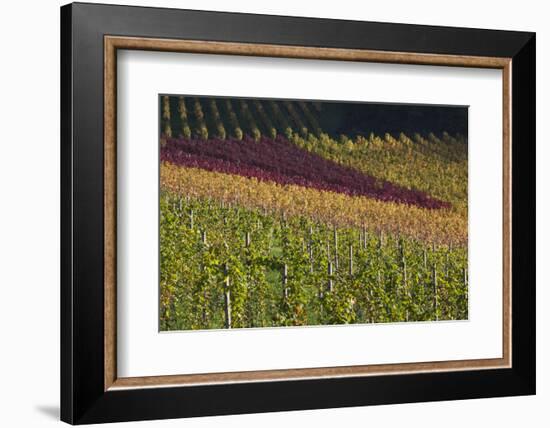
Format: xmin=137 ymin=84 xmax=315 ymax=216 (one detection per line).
xmin=104 ymin=35 xmax=512 ymax=391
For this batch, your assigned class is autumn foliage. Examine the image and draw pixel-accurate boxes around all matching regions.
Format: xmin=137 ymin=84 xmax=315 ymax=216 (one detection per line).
xmin=158 ymin=96 xmax=468 ymax=331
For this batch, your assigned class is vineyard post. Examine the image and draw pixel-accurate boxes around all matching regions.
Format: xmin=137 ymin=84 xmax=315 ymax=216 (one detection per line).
xmin=202 ymin=291 xmax=207 ymax=326
xmin=423 ymin=248 xmax=427 ymax=269
xmin=328 ymin=261 xmax=334 ymax=292
xmin=433 ymin=265 xmax=438 ymax=321
xmin=349 ymin=244 xmax=353 ymax=276
xmin=189 ymin=209 xmax=194 ymax=230
xmin=377 ymin=269 xmax=386 ymax=318
xmin=309 ymin=244 xmax=314 ymax=274
xmin=308 ymin=225 xmax=314 ymax=273
xmin=200 ymin=230 xmax=209 ymax=325
xmin=445 ymin=249 xmax=450 ymax=278
xmin=463 ymin=266 xmax=469 ymax=318
xmin=333 ymin=227 xmax=339 ymax=270
xmin=401 ymin=241 xmax=409 ymax=321
xmin=245 ymin=231 xmax=251 ymax=247
xmin=199 ymin=236 xmax=208 ymax=326
xmin=401 ymin=240 xmax=407 ymax=288
xmin=224 ymin=263 xmax=232 ymax=329
xmin=283 ymin=264 xmax=289 ymax=300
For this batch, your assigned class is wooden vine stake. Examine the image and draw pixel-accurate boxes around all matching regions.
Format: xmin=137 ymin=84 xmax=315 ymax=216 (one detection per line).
xmin=401 ymin=241 xmax=409 ymax=321
xmin=463 ymin=266 xmax=469 ymax=312
xmin=445 ymin=250 xmax=450 ymax=278
xmin=433 ymin=264 xmax=438 ymax=321
xmin=378 ymin=230 xmax=384 ymax=255
xmin=309 ymin=243 xmax=314 ymax=274
xmin=309 ymin=224 xmax=314 ymax=273
xmin=224 ymin=263 xmax=232 ymax=329
xmin=333 ymin=227 xmax=339 ymax=270
xmin=327 ymin=261 xmax=334 ymax=292
xmin=349 ymin=244 xmax=354 ymax=276
xmin=283 ymin=264 xmax=289 ymax=300
xmin=423 ymin=248 xmax=427 ymax=269
xmin=401 ymin=240 xmax=407 ymax=288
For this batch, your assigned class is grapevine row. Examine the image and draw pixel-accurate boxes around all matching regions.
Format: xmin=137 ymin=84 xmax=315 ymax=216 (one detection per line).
xmin=252 ymin=100 xmax=277 ymax=139
xmin=177 ymin=96 xmax=191 ymax=139
xmin=208 ymin=99 xmax=226 ymax=140
xmin=284 ymin=100 xmax=308 ymax=137
xmin=160 ymin=192 xmax=468 ymax=330
xmin=238 ymin=100 xmax=262 ymax=141
xmin=161 ymin=135 xmax=450 ymax=209
xmin=192 ymin=98 xmax=209 ymax=140
xmin=223 ymin=99 xmax=244 ymax=140
xmin=161 ymin=163 xmax=467 ymax=247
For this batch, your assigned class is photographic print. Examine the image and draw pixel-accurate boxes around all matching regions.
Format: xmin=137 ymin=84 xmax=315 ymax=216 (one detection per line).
xmin=159 ymin=95 xmax=468 ymax=331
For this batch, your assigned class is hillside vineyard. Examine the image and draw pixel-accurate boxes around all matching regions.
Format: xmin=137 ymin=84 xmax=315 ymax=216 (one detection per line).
xmin=159 ymin=96 xmax=468 ymax=331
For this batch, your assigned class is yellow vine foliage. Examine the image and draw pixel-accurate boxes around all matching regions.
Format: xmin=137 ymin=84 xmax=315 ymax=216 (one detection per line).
xmin=291 ymin=132 xmax=468 ymax=216
xmin=161 ymin=162 xmax=467 ymax=246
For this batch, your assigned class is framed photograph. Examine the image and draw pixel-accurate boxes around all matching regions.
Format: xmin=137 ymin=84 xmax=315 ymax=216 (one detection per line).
xmin=60 ymin=2 xmax=535 ymax=424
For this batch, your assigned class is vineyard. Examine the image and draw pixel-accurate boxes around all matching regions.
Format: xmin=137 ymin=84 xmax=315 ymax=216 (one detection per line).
xmin=159 ymin=95 xmax=468 ymax=331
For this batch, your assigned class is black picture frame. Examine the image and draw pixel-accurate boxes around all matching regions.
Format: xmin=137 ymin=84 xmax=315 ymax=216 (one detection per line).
xmin=61 ymin=2 xmax=535 ymax=424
